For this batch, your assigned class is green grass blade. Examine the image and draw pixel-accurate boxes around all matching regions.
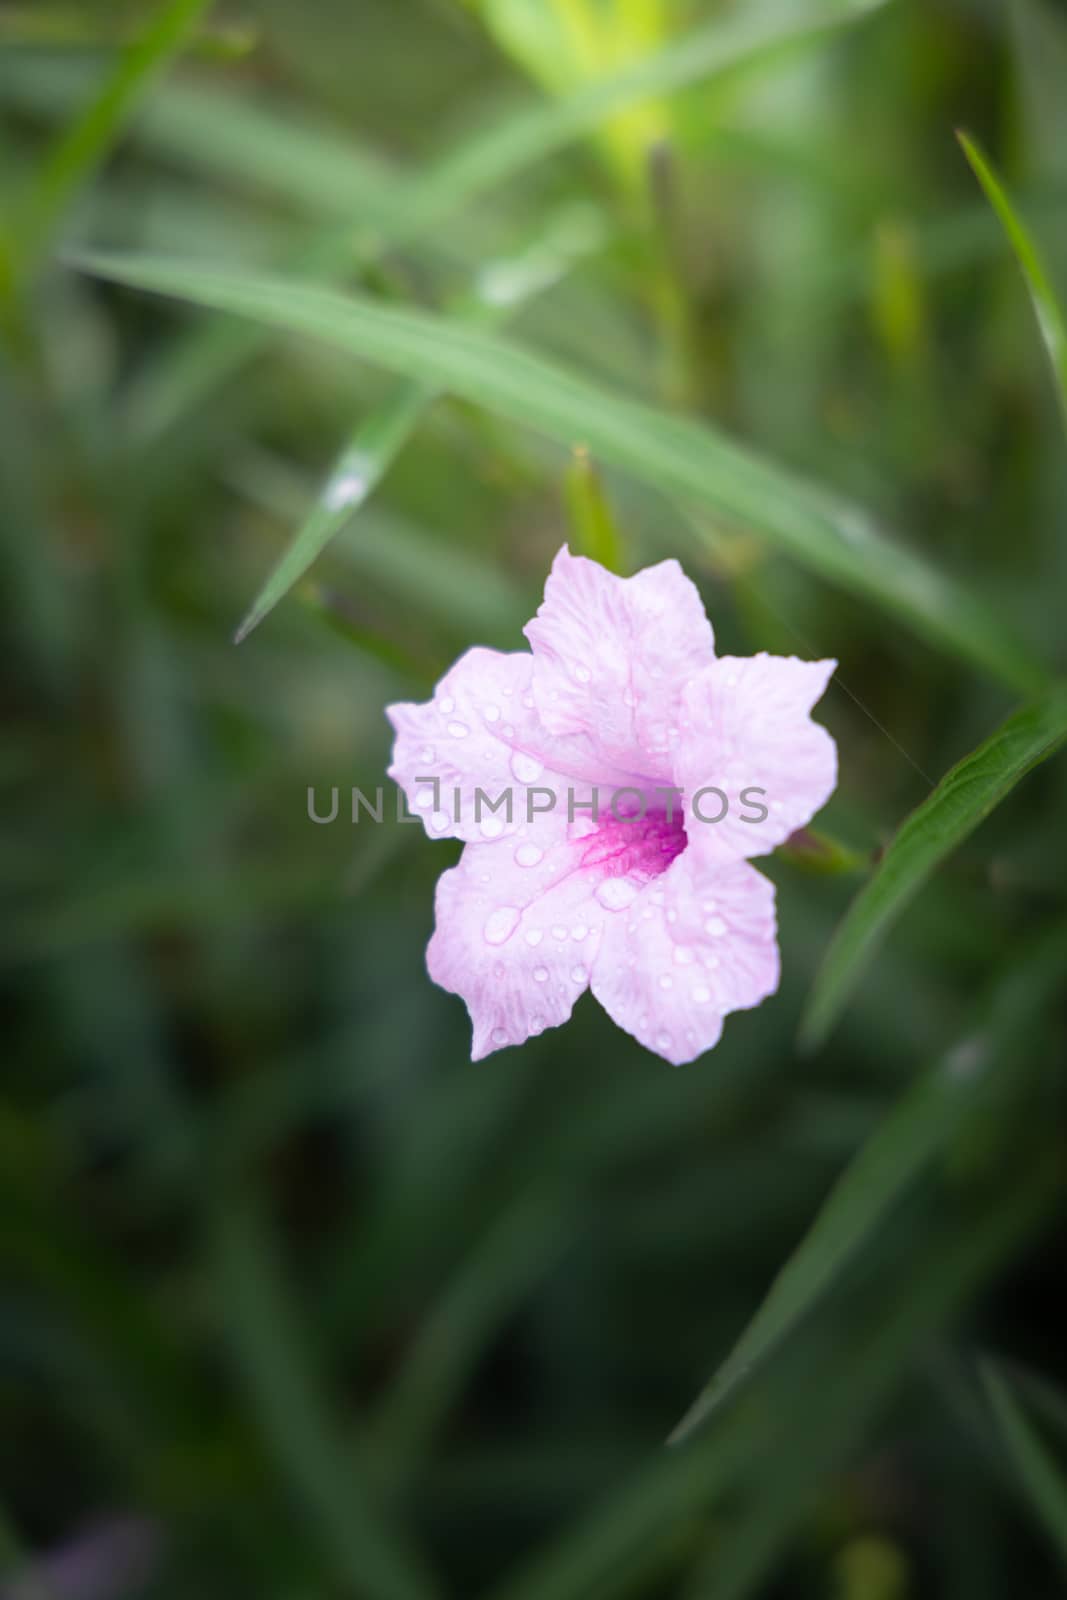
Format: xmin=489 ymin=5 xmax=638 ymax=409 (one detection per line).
xmin=10 ymin=0 xmax=887 ymax=435
xmin=958 ymin=131 xmax=1067 ymax=433
xmin=67 ymin=253 xmax=1045 ymax=690
xmin=672 ymin=922 xmax=1067 ymax=1445
xmin=490 ymin=1158 xmax=1056 ymax=1600
xmin=12 ymin=0 xmax=212 ymax=280
xmin=802 ymin=684 xmax=1067 ymax=1050
xmin=686 ymin=1168 xmax=1058 ymax=1600
xmin=981 ymin=1359 xmax=1067 ymax=1568
xmin=235 ymin=207 xmax=604 ymax=641
xmin=211 ymin=1188 xmax=439 ymax=1600
xmin=0 ymin=52 xmax=393 ymax=217
xmin=396 ymin=0 xmax=890 ymax=235
xmin=234 ymin=380 xmax=433 ymax=643
xmin=2 ymin=0 xmax=887 ymax=228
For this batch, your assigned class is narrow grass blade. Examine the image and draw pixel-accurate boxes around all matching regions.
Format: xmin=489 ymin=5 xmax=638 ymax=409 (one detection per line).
xmin=405 ymin=0 xmax=890 ymax=232
xmin=981 ymin=1359 xmax=1067 ymax=1568
xmin=12 ymin=0 xmax=212 ymax=280
xmin=672 ymin=922 xmax=1067 ymax=1445
xmin=235 ymin=207 xmax=604 ymax=642
xmin=13 ymin=0 xmax=887 ymax=436
xmin=371 ymin=1185 xmax=568 ymax=1484
xmin=686 ymin=1167 xmax=1059 ymax=1600
xmin=67 ymin=254 xmax=1045 ymax=691
xmin=801 ymin=684 xmax=1067 ymax=1050
xmin=958 ymin=131 xmax=1067 ymax=433
xmin=235 ymin=381 xmax=432 ymax=643
xmin=489 ymin=1158 xmax=1056 ymax=1600
xmin=211 ymin=1188 xmax=439 ymax=1600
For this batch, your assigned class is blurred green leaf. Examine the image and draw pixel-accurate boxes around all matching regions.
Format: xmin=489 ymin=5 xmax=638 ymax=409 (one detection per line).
xmin=688 ymin=1164 xmax=1059 ymax=1600
xmin=673 ymin=921 xmax=1067 ymax=1445
xmin=211 ymin=1188 xmax=439 ymax=1600
xmin=802 ymin=685 xmax=1067 ymax=1050
xmin=9 ymin=0 xmax=212 ymax=285
xmin=981 ymin=1358 xmax=1067 ymax=1569
xmin=958 ymin=131 xmax=1067 ymax=434
xmin=489 ymin=1154 xmax=1057 ymax=1600
xmin=6 ymin=0 xmax=888 ymax=437
xmin=68 ymin=253 xmax=1045 ymax=690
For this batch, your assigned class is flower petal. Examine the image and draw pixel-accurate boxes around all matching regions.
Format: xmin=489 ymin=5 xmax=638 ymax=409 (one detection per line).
xmin=387 ymin=648 xmax=604 ymax=844
xmin=426 ymin=814 xmax=607 ymax=1060
xmin=675 ymin=654 xmax=837 ymax=863
xmin=524 ymin=546 xmax=715 ymax=780
xmin=590 ymin=853 xmax=779 ymax=1066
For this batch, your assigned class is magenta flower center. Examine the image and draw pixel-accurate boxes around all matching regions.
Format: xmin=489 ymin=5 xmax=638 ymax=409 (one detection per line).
xmin=578 ymin=807 xmax=688 ymax=884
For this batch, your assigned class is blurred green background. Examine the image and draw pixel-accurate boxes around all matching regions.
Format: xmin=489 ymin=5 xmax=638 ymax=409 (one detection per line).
xmin=2 ymin=0 xmax=1067 ymax=1596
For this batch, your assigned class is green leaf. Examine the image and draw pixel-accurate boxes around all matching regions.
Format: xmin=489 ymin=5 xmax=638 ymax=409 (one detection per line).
xmin=801 ymin=686 xmax=1067 ymax=1050
xmin=66 ymin=253 xmax=1045 ymax=691
xmin=11 ymin=0 xmax=213 ymax=282
xmin=958 ymin=131 xmax=1067 ymax=434
xmin=672 ymin=921 xmax=1067 ymax=1445
xmin=564 ymin=446 xmax=626 ymax=572
xmin=981 ymin=1359 xmax=1067 ymax=1568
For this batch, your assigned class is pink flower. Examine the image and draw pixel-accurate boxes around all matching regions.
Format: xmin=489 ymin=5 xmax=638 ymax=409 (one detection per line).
xmin=387 ymin=546 xmax=837 ymax=1065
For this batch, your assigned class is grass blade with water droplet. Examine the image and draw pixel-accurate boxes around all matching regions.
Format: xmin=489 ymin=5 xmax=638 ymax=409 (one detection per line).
xmin=65 ymin=254 xmax=1046 ymax=691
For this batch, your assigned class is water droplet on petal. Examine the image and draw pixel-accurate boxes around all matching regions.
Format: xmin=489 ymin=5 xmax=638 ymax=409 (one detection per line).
xmin=533 ymin=966 xmax=549 ymax=983
xmin=571 ymin=923 xmax=588 ymax=942
xmin=659 ymin=975 xmax=673 ymax=989
xmin=598 ymin=870 xmax=639 ymax=908
xmin=551 ymin=925 xmax=568 ymax=941
xmin=483 ymin=705 xmax=500 ymax=723
xmin=484 ymin=906 xmax=520 ymax=945
xmin=480 ymin=815 xmax=505 ymax=839
xmin=571 ymin=965 xmax=588 ymax=984
xmin=525 ymin=927 xmax=543 ymax=946
xmin=530 ymin=1014 xmax=545 ymax=1034
xmin=420 ymin=746 xmax=435 ymax=762
xmin=656 ymin=1031 xmax=672 ymax=1050
xmin=704 ymin=917 xmax=727 ymax=937
xmin=440 ymin=696 xmax=455 ymax=713
xmin=491 ymin=1027 xmax=508 ymax=1046
xmin=692 ymin=986 xmax=711 ymax=1004
xmin=511 ymin=751 xmax=544 ymax=784
xmin=515 ymin=843 xmax=543 ymax=868
xmin=674 ymin=946 xmax=694 ymax=966
xmin=448 ymin=721 xmax=469 ymax=738
xmin=574 ymin=664 xmax=591 ymax=683
xmin=430 ymin=811 xmax=450 ymax=833
xmin=415 ymin=787 xmax=434 ymax=810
